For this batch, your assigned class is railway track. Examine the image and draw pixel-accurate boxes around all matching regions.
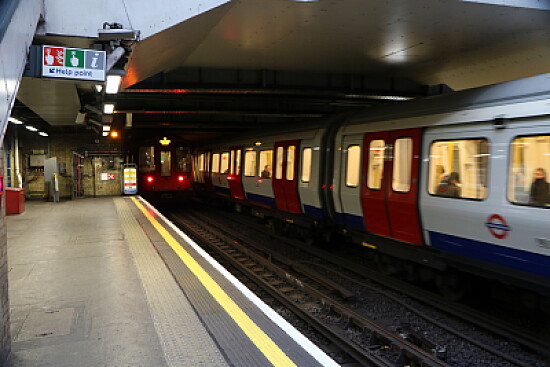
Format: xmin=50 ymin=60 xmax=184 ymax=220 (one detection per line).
xmin=162 ymin=205 xmax=549 ymax=367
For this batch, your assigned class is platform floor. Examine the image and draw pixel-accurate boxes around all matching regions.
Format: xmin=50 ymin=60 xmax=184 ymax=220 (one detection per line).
xmin=4 ymin=197 xmax=337 ymax=367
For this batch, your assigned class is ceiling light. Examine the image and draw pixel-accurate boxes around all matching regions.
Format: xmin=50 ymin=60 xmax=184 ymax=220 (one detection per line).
xmin=102 ymin=131 xmax=109 ymax=137
xmin=105 ymin=75 xmax=122 ymax=94
xmin=38 ymin=132 xmax=48 ymax=137
xmin=25 ymin=126 xmax=38 ymax=132
xmin=103 ymin=103 xmax=115 ymax=114
xmin=8 ymin=117 xmax=23 ymax=124
xmin=102 ymin=125 xmax=111 ymax=131
xmin=95 ymin=84 xmax=103 ymax=93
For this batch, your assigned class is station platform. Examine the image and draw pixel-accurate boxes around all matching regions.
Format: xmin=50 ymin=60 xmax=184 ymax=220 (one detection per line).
xmin=5 ymin=196 xmax=337 ymax=367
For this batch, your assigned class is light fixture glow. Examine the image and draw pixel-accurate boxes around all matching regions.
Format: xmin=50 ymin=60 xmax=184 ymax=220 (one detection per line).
xmin=110 ymin=131 xmax=118 ymax=138
xmin=103 ymin=103 xmax=115 ymax=114
xmin=105 ymin=75 xmax=122 ymax=94
xmin=8 ymin=117 xmax=23 ymax=124
xmin=25 ymin=126 xmax=38 ymax=132
xmin=102 ymin=125 xmax=111 ymax=131
xmin=38 ymin=132 xmax=48 ymax=137
xmin=102 ymin=132 xmax=109 ymax=137
xmin=95 ymin=84 xmax=103 ymax=93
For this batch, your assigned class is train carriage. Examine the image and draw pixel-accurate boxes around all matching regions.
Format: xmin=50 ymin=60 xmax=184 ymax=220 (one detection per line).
xmin=136 ymin=136 xmax=193 ymax=199
xmin=195 ymin=73 xmax=550 ymax=304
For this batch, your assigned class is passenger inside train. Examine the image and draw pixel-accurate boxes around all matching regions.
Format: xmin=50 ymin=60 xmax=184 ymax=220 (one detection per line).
xmin=261 ymin=165 xmax=272 ymax=178
xmin=529 ymin=168 xmax=550 ymax=206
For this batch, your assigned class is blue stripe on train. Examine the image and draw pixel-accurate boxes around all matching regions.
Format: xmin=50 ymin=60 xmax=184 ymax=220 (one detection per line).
xmin=429 ymin=232 xmax=550 ymax=279
xmin=246 ymin=192 xmax=276 ymax=207
xmin=335 ymin=212 xmax=364 ymax=229
xmin=303 ymin=205 xmax=323 ymax=220
xmin=214 ymin=186 xmax=230 ymax=195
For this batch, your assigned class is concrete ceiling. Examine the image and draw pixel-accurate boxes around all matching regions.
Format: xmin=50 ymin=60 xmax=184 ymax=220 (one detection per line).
xmin=15 ymin=0 xmax=550 ymax=140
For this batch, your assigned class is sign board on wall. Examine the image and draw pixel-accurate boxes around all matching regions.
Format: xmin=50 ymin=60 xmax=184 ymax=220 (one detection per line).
xmin=41 ymin=45 xmax=106 ymax=82
xmin=100 ymin=173 xmax=116 ymax=181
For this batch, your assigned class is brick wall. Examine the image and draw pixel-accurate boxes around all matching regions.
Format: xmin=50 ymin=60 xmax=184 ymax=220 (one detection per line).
xmin=12 ymin=130 xmax=125 ymax=199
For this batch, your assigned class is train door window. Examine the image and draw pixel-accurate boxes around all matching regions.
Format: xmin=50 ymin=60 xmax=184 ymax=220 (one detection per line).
xmin=139 ymin=146 xmax=155 ymax=172
xmin=244 ymin=151 xmax=256 ymax=177
xmin=367 ymin=140 xmax=385 ymax=190
xmin=176 ymin=147 xmax=191 ymax=173
xmin=160 ymin=151 xmax=172 ymax=177
xmin=198 ymin=153 xmax=205 ymax=174
xmin=346 ymin=145 xmax=361 ymax=187
xmin=286 ymin=146 xmax=296 ymax=180
xmin=229 ymin=150 xmax=235 ymax=175
xmin=392 ymin=138 xmax=412 ymax=192
xmin=259 ymin=150 xmax=273 ymax=178
xmin=236 ymin=149 xmax=242 ymax=175
xmin=275 ymin=147 xmax=284 ymax=179
xmin=211 ymin=153 xmax=220 ymax=173
xmin=301 ymin=148 xmax=312 ymax=183
xmin=221 ymin=152 xmax=229 ymax=174
xmin=508 ymin=135 xmax=550 ymax=207
xmin=428 ymin=139 xmax=488 ymax=199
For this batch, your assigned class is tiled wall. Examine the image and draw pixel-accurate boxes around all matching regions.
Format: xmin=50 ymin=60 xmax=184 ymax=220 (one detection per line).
xmin=0 ymin=146 xmax=11 ymax=364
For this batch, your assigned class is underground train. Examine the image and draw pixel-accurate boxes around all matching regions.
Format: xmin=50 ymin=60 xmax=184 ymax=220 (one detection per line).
xmin=136 ymin=136 xmax=193 ymax=199
xmin=193 ymin=73 xmax=550 ymax=304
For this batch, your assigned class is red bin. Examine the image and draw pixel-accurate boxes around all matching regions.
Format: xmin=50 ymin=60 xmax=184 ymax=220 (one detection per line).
xmin=6 ymin=188 xmax=25 ymax=215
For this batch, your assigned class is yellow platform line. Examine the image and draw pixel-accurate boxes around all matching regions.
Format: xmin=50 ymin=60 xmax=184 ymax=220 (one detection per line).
xmin=130 ymin=197 xmax=297 ymax=367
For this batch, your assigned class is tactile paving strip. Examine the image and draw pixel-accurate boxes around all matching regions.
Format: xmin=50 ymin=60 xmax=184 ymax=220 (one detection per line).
xmin=115 ymin=198 xmax=229 ymax=367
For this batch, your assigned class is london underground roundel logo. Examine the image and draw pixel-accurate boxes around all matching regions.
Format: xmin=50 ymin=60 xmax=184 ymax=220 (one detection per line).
xmin=485 ymin=214 xmax=510 ymax=239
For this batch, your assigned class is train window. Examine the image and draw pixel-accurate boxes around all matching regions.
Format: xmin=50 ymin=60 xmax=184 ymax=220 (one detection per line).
xmin=276 ymin=147 xmax=284 ymax=179
xmin=244 ymin=151 xmax=256 ymax=177
xmin=160 ymin=151 xmax=171 ymax=177
xmin=301 ymin=148 xmax=312 ymax=183
xmin=392 ymin=138 xmax=412 ymax=192
xmin=212 ymin=153 xmax=220 ymax=173
xmin=367 ymin=140 xmax=385 ymax=190
xmin=138 ymin=146 xmax=155 ymax=172
xmin=236 ymin=149 xmax=242 ymax=175
xmin=176 ymin=147 xmax=191 ymax=173
xmin=346 ymin=145 xmax=361 ymax=187
xmin=259 ymin=150 xmax=273 ymax=178
xmin=286 ymin=146 xmax=296 ymax=181
xmin=221 ymin=152 xmax=229 ymax=174
xmin=508 ymin=135 xmax=550 ymax=207
xmin=429 ymin=139 xmax=488 ymax=199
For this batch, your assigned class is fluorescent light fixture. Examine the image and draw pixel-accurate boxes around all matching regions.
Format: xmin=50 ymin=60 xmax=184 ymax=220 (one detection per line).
xmin=102 ymin=125 xmax=111 ymax=131
xmin=25 ymin=126 xmax=38 ymax=132
xmin=102 ymin=131 xmax=109 ymax=137
xmin=95 ymin=84 xmax=103 ymax=93
xmin=103 ymin=103 xmax=115 ymax=114
xmin=8 ymin=117 xmax=23 ymax=124
xmin=38 ymin=132 xmax=48 ymax=137
xmin=105 ymin=75 xmax=122 ymax=94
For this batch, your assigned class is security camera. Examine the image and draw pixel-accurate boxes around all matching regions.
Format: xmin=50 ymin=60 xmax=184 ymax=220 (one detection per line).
xmin=98 ymin=28 xmax=139 ymax=41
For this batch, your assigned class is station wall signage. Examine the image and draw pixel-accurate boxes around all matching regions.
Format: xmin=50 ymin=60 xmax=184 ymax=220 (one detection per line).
xmin=41 ymin=45 xmax=106 ymax=82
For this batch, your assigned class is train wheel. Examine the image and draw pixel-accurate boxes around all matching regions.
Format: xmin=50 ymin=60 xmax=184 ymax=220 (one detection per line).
xmin=435 ymin=272 xmax=465 ymax=301
xmin=375 ymin=254 xmax=398 ymax=276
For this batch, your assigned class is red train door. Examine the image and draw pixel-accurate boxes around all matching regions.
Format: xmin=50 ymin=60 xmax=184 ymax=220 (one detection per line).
xmin=273 ymin=140 xmax=301 ymax=213
xmin=361 ymin=128 xmax=423 ymax=244
xmin=228 ymin=146 xmax=245 ymax=199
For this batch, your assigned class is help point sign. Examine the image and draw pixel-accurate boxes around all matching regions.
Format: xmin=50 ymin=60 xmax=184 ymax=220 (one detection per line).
xmin=42 ymin=45 xmax=106 ymax=81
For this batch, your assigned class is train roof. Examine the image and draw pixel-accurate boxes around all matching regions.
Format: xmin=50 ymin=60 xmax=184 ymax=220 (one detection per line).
xmin=345 ymin=73 xmax=550 ymax=126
